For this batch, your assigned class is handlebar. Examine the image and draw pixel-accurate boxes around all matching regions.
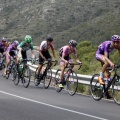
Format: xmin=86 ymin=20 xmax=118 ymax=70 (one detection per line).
xmin=67 ymin=62 xmax=82 ymax=70
xmin=108 ymin=64 xmax=120 ymax=73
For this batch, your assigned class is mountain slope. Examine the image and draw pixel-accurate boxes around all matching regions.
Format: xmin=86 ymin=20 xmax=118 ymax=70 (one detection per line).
xmin=0 ymin=0 xmax=120 ymax=47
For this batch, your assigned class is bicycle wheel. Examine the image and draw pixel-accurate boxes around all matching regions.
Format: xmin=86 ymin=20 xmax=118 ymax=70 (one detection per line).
xmin=5 ymin=70 xmax=10 ymax=79
xmin=34 ymin=67 xmax=41 ymax=86
xmin=13 ymin=66 xmax=20 ymax=85
xmin=22 ymin=65 xmax=31 ymax=88
xmin=67 ymin=70 xmax=78 ymax=96
xmin=54 ymin=69 xmax=62 ymax=92
xmin=43 ymin=68 xmax=52 ymax=89
xmin=10 ymin=65 xmax=15 ymax=81
xmin=90 ymin=74 xmax=103 ymax=101
xmin=112 ymin=77 xmax=120 ymax=105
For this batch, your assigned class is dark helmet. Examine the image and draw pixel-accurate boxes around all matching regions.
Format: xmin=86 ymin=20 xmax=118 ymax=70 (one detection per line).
xmin=69 ymin=40 xmax=77 ymax=47
xmin=46 ymin=36 xmax=53 ymax=42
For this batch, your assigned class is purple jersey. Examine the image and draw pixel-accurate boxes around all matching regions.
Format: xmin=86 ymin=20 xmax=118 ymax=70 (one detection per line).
xmin=96 ymin=41 xmax=114 ymax=55
xmin=6 ymin=43 xmax=17 ymax=56
xmin=0 ymin=42 xmax=6 ymax=50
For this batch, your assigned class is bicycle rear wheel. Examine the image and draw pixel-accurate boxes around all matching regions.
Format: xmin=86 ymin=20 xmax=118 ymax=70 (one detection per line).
xmin=112 ymin=78 xmax=120 ymax=105
xmin=54 ymin=69 xmax=62 ymax=92
xmin=67 ymin=71 xmax=78 ymax=96
xmin=43 ymin=68 xmax=52 ymax=89
xmin=22 ymin=65 xmax=31 ymax=88
xmin=90 ymin=74 xmax=103 ymax=101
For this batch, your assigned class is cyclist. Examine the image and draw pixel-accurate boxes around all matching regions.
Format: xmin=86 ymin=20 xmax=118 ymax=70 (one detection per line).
xmin=17 ymin=35 xmax=35 ymax=63
xmin=96 ymin=35 xmax=120 ymax=99
xmin=4 ymin=41 xmax=19 ymax=75
xmin=0 ymin=38 xmax=8 ymax=69
xmin=36 ymin=35 xmax=56 ymax=84
xmin=59 ymin=40 xmax=82 ymax=88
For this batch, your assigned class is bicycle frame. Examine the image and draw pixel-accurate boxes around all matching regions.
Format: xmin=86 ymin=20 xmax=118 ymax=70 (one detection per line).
xmin=103 ymin=66 xmax=120 ymax=94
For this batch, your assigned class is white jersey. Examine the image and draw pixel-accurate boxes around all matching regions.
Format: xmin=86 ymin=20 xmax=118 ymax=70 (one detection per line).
xmin=39 ymin=41 xmax=54 ymax=51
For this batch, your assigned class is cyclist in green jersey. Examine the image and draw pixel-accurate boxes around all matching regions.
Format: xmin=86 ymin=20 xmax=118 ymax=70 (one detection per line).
xmin=17 ymin=35 xmax=35 ymax=62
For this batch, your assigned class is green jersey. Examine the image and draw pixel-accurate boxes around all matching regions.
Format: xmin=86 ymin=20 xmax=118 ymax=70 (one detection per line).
xmin=19 ymin=41 xmax=34 ymax=51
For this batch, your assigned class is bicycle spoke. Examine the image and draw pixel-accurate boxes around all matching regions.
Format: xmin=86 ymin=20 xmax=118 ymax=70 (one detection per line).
xmin=44 ymin=68 xmax=52 ymax=89
xmin=112 ymin=80 xmax=120 ymax=105
xmin=67 ymin=71 xmax=78 ymax=96
xmin=54 ymin=69 xmax=62 ymax=92
xmin=90 ymin=74 xmax=103 ymax=101
xmin=23 ymin=66 xmax=31 ymax=88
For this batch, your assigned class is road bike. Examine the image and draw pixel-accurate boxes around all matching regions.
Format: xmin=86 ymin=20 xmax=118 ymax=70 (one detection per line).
xmin=5 ymin=57 xmax=16 ymax=80
xmin=54 ymin=63 xmax=82 ymax=96
xmin=13 ymin=59 xmax=32 ymax=88
xmin=34 ymin=59 xmax=57 ymax=89
xmin=90 ymin=65 xmax=120 ymax=105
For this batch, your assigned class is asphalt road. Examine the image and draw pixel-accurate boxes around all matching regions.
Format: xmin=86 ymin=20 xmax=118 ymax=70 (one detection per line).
xmin=0 ymin=50 xmax=120 ymax=120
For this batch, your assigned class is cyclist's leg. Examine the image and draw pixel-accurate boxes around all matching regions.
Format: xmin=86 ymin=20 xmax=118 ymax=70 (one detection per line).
xmin=96 ymin=53 xmax=109 ymax=84
xmin=59 ymin=58 xmax=66 ymax=88
xmin=4 ymin=54 xmax=11 ymax=75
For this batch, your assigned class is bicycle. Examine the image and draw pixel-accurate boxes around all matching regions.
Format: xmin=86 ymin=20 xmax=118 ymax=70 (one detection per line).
xmin=0 ymin=54 xmax=6 ymax=70
xmin=5 ymin=57 xmax=17 ymax=80
xmin=90 ymin=65 xmax=120 ymax=105
xmin=13 ymin=59 xmax=32 ymax=88
xmin=34 ymin=59 xmax=57 ymax=89
xmin=54 ymin=63 xmax=82 ymax=96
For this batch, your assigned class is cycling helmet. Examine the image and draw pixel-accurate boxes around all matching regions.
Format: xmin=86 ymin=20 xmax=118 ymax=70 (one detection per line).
xmin=46 ymin=36 xmax=53 ymax=42
xmin=2 ymin=37 xmax=7 ymax=42
xmin=69 ymin=40 xmax=77 ymax=47
xmin=111 ymin=35 xmax=120 ymax=42
xmin=25 ymin=35 xmax=32 ymax=43
xmin=13 ymin=40 xmax=19 ymax=47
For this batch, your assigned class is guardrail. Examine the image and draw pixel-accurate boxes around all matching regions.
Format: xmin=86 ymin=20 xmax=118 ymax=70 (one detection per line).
xmin=27 ymin=62 xmax=92 ymax=85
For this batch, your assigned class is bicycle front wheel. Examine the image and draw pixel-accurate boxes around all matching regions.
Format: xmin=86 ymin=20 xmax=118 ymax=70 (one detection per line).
xmin=90 ymin=74 xmax=103 ymax=101
xmin=43 ymin=68 xmax=52 ymax=89
xmin=13 ymin=66 xmax=20 ymax=85
xmin=22 ymin=65 xmax=31 ymax=88
xmin=112 ymin=77 xmax=120 ymax=105
xmin=54 ymin=69 xmax=62 ymax=92
xmin=67 ymin=71 xmax=78 ymax=96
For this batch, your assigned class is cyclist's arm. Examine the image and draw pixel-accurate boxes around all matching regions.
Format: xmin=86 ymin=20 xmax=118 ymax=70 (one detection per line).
xmin=51 ymin=50 xmax=56 ymax=60
xmin=18 ymin=47 xmax=22 ymax=58
xmin=31 ymin=50 xmax=35 ymax=58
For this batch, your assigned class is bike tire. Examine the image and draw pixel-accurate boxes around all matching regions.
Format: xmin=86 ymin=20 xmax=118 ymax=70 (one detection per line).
xmin=34 ymin=67 xmax=42 ymax=86
xmin=54 ymin=69 xmax=62 ymax=92
xmin=112 ymin=77 xmax=120 ymax=105
xmin=13 ymin=66 xmax=20 ymax=85
xmin=67 ymin=70 xmax=78 ymax=96
xmin=5 ymin=70 xmax=10 ymax=79
xmin=90 ymin=74 xmax=103 ymax=101
xmin=43 ymin=68 xmax=52 ymax=89
xmin=22 ymin=65 xmax=31 ymax=88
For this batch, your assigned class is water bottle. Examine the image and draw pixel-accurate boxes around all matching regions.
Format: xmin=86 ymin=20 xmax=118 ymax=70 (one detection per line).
xmin=19 ymin=64 xmax=23 ymax=72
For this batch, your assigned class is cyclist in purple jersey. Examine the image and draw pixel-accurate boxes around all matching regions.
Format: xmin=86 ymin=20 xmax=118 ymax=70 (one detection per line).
xmin=58 ymin=40 xmax=82 ymax=88
xmin=96 ymin=35 xmax=120 ymax=99
xmin=4 ymin=41 xmax=19 ymax=75
xmin=0 ymin=38 xmax=8 ymax=68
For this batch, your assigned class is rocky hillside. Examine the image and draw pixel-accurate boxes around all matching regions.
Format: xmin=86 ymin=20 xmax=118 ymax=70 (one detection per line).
xmin=0 ymin=0 xmax=120 ymax=48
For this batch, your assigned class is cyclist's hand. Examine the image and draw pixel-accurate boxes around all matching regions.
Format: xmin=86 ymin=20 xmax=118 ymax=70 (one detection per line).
xmin=65 ymin=60 xmax=68 ymax=64
xmin=42 ymin=56 xmax=46 ymax=60
xmin=110 ymin=63 xmax=114 ymax=69
xmin=31 ymin=58 xmax=36 ymax=65
xmin=19 ymin=57 xmax=23 ymax=62
xmin=79 ymin=62 xmax=82 ymax=65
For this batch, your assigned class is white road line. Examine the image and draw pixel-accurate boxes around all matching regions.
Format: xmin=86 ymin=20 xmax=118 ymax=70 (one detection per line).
xmin=0 ymin=90 xmax=108 ymax=120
